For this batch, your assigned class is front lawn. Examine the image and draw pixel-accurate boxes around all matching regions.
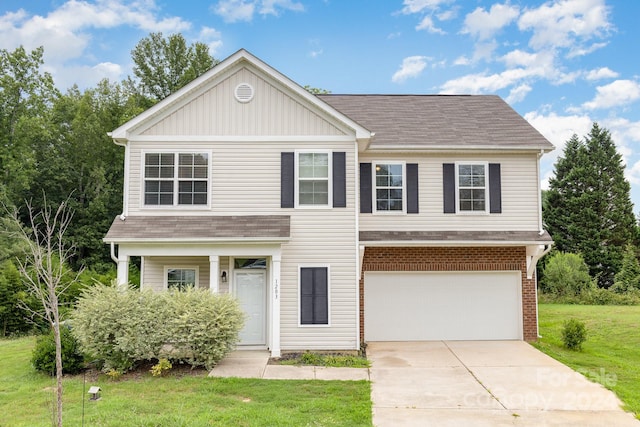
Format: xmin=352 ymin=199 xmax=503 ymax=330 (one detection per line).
xmin=534 ymin=304 xmax=640 ymax=419
xmin=0 ymin=337 xmax=372 ymax=426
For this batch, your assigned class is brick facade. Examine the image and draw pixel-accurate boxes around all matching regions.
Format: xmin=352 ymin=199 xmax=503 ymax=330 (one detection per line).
xmin=360 ymin=246 xmax=538 ymax=343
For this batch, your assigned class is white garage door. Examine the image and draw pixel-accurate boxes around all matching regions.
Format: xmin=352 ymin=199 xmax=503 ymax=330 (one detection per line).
xmin=364 ymin=271 xmax=522 ymax=341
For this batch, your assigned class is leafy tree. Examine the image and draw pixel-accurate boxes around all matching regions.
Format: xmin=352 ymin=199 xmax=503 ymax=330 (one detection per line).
xmin=131 ymin=33 xmax=217 ymax=101
xmin=0 ymin=46 xmax=59 ymax=203
xmin=540 ymin=252 xmax=593 ymax=297
xmin=544 ymin=123 xmax=636 ymax=287
xmin=304 ymin=85 xmax=331 ymax=94
xmin=611 ymin=244 xmax=640 ymax=293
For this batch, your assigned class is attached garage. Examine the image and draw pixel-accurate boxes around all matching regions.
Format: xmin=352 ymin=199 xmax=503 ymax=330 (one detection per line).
xmin=364 ymin=271 xmax=523 ymax=341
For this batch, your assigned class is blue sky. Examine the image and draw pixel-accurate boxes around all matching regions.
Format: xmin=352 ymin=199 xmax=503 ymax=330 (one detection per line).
xmin=2 ymin=0 xmax=640 ymax=210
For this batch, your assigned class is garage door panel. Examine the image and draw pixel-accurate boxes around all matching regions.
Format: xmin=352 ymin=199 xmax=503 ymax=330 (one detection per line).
xmin=364 ymin=272 xmax=522 ymax=341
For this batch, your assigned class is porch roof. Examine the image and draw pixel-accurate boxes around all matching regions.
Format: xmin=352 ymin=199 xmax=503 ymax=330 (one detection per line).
xmin=360 ymin=230 xmax=553 ymax=246
xmin=104 ymin=215 xmax=290 ymax=243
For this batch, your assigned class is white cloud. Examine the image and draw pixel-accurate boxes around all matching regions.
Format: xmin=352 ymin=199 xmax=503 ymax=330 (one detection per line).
xmin=582 ymin=80 xmax=640 ymax=110
xmin=453 ymin=56 xmax=470 ymax=66
xmin=506 ymin=84 xmax=532 ymax=104
xmin=416 ymin=16 xmax=445 ymax=34
xmin=198 ymin=26 xmax=223 ymax=55
xmin=213 ymin=0 xmax=303 ymax=22
xmin=400 ymin=0 xmax=450 ymax=15
xmin=54 ymin=61 xmax=124 ymax=90
xmin=518 ymin=0 xmax=611 ymax=52
xmin=462 ymin=3 xmax=519 ymax=40
xmin=213 ymin=0 xmax=255 ymax=22
xmin=392 ymin=56 xmax=428 ymax=83
xmin=0 ymin=0 xmax=190 ymax=64
xmin=308 ymin=49 xmax=323 ymax=58
xmin=585 ymin=67 xmax=619 ymax=81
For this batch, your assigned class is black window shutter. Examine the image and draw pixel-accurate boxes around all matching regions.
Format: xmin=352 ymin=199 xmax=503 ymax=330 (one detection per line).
xmin=443 ymin=163 xmax=456 ymax=213
xmin=281 ymin=152 xmax=294 ymax=208
xmin=333 ymin=152 xmax=346 ymax=208
xmin=300 ymin=267 xmax=328 ymax=325
xmin=406 ymin=163 xmax=419 ymax=214
xmin=360 ymin=163 xmax=372 ymax=213
xmin=489 ymin=163 xmax=502 ymax=213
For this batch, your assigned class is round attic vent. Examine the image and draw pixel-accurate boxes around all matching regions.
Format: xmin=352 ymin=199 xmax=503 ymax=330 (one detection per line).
xmin=234 ymin=83 xmax=254 ymax=103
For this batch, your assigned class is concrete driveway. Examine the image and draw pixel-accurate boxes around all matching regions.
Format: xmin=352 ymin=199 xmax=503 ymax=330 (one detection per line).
xmin=368 ymin=341 xmax=639 ymax=427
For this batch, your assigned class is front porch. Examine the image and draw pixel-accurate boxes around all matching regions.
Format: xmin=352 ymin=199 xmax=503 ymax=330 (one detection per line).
xmin=104 ymin=215 xmax=291 ymax=357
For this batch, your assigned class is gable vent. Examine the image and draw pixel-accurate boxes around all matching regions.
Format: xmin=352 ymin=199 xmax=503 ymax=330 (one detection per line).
xmin=234 ymin=83 xmax=254 ymax=103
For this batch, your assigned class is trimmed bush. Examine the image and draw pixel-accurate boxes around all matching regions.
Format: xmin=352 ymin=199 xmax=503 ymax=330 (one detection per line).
xmin=71 ymin=282 xmax=244 ymax=372
xmin=32 ymin=326 xmax=85 ymax=375
xmin=562 ymin=319 xmax=587 ymax=351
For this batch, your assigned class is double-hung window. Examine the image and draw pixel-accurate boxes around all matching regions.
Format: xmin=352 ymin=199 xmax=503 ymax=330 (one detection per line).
xmin=166 ymin=267 xmax=198 ymax=290
xmin=299 ymin=267 xmax=329 ymax=325
xmin=374 ymin=162 xmax=405 ymax=212
xmin=297 ymin=152 xmax=330 ymax=207
xmin=457 ymin=163 xmax=487 ymax=213
xmin=144 ymin=152 xmax=208 ymax=206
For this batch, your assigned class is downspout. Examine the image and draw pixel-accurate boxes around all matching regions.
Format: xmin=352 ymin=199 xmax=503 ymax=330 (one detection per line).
xmin=107 ymin=132 xmax=129 ymax=266
xmin=354 ymin=138 xmax=361 ymax=352
xmin=110 ymin=242 xmax=118 ymax=263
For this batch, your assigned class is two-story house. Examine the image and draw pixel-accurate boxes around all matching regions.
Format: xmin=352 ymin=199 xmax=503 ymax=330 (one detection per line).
xmin=104 ymin=49 xmax=554 ymax=357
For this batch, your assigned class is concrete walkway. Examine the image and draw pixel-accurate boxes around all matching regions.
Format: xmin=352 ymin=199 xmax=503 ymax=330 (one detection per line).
xmin=368 ymin=341 xmax=639 ymax=427
xmin=208 ymin=350 xmax=370 ymax=381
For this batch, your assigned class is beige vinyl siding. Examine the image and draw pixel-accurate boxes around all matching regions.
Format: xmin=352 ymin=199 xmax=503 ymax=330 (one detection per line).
xmin=359 ymin=153 xmax=541 ymax=232
xmin=140 ymin=67 xmax=348 ymax=137
xmin=142 ymin=256 xmax=210 ymax=292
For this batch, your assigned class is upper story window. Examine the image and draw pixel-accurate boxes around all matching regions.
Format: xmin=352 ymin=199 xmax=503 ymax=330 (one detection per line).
xmin=457 ymin=163 xmax=487 ymax=213
xmin=374 ymin=162 xmax=405 ymax=212
xmin=297 ymin=152 xmax=330 ymax=207
xmin=144 ymin=152 xmax=208 ymax=206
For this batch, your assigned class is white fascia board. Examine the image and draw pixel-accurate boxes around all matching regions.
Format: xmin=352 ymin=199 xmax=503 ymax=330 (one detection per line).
xmin=104 ymin=237 xmax=290 ymax=244
xmin=364 ymin=145 xmax=555 ymax=153
xmin=125 ymin=135 xmax=357 ymax=143
xmin=361 ymin=239 xmax=554 ymax=247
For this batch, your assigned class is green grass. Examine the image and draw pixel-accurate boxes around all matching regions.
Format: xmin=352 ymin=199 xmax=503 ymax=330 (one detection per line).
xmin=0 ymin=337 xmax=372 ymax=426
xmin=534 ymin=304 xmax=640 ymax=419
xmin=276 ymin=352 xmax=371 ymax=368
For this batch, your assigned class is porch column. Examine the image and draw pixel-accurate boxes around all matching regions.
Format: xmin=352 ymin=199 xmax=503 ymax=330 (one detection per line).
xmin=116 ymin=255 xmax=129 ymax=289
xmin=271 ymin=255 xmax=281 ymax=357
xmin=209 ymin=255 xmax=219 ymax=293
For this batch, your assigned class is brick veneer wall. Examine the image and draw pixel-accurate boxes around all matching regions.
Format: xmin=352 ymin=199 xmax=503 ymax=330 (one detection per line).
xmin=360 ymin=246 xmax=538 ymax=343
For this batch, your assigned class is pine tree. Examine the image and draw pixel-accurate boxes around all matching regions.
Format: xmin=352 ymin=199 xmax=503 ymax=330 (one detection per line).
xmin=544 ymin=123 xmax=636 ymax=288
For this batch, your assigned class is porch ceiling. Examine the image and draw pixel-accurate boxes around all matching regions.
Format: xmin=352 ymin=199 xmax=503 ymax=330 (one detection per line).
xmin=104 ymin=215 xmax=290 ymax=243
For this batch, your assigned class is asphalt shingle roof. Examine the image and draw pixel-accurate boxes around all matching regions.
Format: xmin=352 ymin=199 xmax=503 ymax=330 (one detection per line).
xmin=318 ymin=94 xmax=554 ymax=151
xmin=104 ymin=215 xmax=290 ymax=242
xmin=360 ymin=230 xmax=553 ymax=244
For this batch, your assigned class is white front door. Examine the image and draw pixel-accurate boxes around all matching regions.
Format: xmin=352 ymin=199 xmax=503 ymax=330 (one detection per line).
xmin=235 ymin=270 xmax=267 ymax=345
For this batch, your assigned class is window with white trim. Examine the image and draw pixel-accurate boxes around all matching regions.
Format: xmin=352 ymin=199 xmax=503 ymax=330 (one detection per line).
xmin=166 ymin=267 xmax=198 ymax=290
xmin=144 ymin=152 xmax=208 ymax=206
xmin=299 ymin=267 xmax=329 ymax=325
xmin=457 ymin=163 xmax=487 ymax=212
xmin=297 ymin=152 xmax=330 ymax=206
xmin=374 ymin=163 xmax=404 ymax=212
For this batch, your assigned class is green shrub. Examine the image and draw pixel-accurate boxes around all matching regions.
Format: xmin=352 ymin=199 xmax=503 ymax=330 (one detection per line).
xmin=150 ymin=358 xmax=172 ymax=377
xmin=562 ymin=319 xmax=587 ymax=351
xmin=541 ymin=252 xmax=594 ymax=297
xmin=71 ymin=282 xmax=244 ymax=371
xmin=31 ymin=326 xmax=85 ymax=375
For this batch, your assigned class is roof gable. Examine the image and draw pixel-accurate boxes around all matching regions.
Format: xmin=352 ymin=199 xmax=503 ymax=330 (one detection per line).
xmin=110 ymin=49 xmax=371 ymax=141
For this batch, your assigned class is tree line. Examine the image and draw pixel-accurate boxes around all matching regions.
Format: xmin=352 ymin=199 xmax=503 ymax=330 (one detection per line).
xmin=0 ymin=33 xmax=218 ymax=335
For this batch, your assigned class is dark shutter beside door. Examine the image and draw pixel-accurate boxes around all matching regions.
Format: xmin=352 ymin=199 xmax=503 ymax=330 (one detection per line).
xmin=406 ymin=163 xmax=419 ymax=214
xmin=300 ymin=267 xmax=328 ymax=325
xmin=360 ymin=163 xmax=372 ymax=213
xmin=489 ymin=163 xmax=502 ymax=214
xmin=443 ymin=163 xmax=456 ymax=213
xmin=281 ymin=152 xmax=294 ymax=208
xmin=333 ymin=152 xmax=346 ymax=208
